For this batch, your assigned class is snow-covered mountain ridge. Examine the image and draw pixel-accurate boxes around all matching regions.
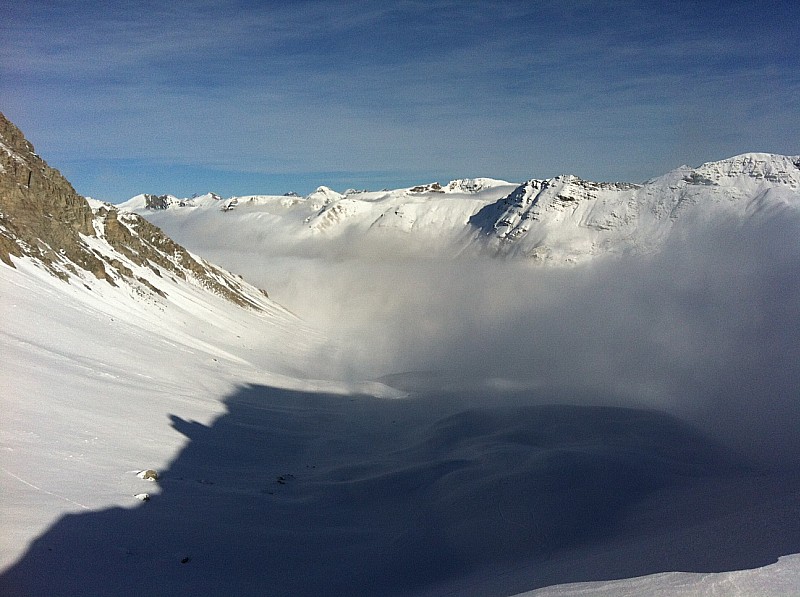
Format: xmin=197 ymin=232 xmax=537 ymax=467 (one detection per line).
xmin=122 ymin=153 xmax=800 ymax=264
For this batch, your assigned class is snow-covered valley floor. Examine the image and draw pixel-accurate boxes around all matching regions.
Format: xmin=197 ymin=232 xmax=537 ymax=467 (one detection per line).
xmin=3 ymin=212 xmax=800 ymax=595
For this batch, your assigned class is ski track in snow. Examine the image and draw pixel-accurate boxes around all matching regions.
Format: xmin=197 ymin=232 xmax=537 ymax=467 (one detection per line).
xmin=2 ymin=468 xmax=91 ymax=511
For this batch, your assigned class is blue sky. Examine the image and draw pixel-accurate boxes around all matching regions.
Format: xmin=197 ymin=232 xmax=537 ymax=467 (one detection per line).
xmin=2 ymin=0 xmax=798 ymax=202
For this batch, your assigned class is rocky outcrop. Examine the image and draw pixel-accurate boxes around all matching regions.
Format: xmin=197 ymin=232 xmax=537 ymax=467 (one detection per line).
xmin=0 ymin=112 xmax=268 ymax=308
xmin=409 ymin=182 xmax=444 ymax=193
xmin=143 ymin=194 xmax=171 ymax=210
xmin=0 ymin=112 xmax=104 ymax=278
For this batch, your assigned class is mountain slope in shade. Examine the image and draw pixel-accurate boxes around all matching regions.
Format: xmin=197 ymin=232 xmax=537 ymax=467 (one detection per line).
xmin=121 ymin=153 xmax=800 ymax=265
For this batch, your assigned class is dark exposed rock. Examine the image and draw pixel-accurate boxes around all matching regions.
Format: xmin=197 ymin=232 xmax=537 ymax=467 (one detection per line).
xmin=409 ymin=182 xmax=444 ymax=193
xmin=683 ymin=172 xmax=717 ymax=186
xmin=143 ymin=194 xmax=171 ymax=210
xmin=0 ymin=112 xmax=268 ymax=309
xmin=0 ymin=112 xmax=103 ymax=279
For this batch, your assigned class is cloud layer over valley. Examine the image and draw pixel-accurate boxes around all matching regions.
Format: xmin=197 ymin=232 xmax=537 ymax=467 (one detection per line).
xmin=151 ymin=200 xmax=800 ymax=470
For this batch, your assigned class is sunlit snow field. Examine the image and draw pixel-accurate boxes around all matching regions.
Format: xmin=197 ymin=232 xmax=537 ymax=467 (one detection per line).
xmin=2 ymin=190 xmax=800 ymax=595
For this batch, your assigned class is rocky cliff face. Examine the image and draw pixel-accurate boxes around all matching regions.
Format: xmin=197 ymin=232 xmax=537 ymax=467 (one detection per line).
xmin=0 ymin=112 xmax=100 ymax=276
xmin=0 ymin=112 xmax=268 ymax=309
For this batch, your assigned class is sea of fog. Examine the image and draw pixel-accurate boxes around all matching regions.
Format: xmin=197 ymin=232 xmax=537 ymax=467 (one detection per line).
xmin=156 ymin=203 xmax=800 ymax=470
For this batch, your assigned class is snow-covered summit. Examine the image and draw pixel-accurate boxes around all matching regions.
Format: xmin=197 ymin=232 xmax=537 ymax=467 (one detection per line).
xmin=446 ymin=177 xmax=514 ymax=193
xmin=690 ymin=152 xmax=800 ymax=186
xmin=650 ymin=152 xmax=800 ymax=188
xmin=118 ymin=192 xmax=224 ymax=211
xmin=306 ymin=185 xmax=344 ymax=210
xmin=404 ymin=178 xmax=512 ymax=194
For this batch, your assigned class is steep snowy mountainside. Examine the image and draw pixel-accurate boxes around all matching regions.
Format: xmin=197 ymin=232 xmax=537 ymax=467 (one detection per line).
xmin=672 ymin=152 xmax=800 ymax=187
xmin=0 ymin=112 xmax=275 ymax=311
xmin=309 ymin=179 xmax=516 ymax=237
xmin=471 ymin=153 xmax=800 ymax=262
xmin=0 ymin=196 xmax=376 ymax=586
xmin=469 ymin=176 xmax=643 ymax=261
xmin=645 ymin=153 xmax=800 ymax=218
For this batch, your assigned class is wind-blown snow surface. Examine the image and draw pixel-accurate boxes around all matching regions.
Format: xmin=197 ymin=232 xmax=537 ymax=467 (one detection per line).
xmin=3 ymin=154 xmax=800 ymax=595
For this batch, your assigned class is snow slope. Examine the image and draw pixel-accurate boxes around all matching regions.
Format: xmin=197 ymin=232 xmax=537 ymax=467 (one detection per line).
xmin=3 ymin=263 xmax=800 ymax=595
xmin=518 ymin=553 xmax=800 ymax=597
xmin=3 ymin=259 xmax=800 ymax=596
xmin=3 ymin=110 xmax=800 ymax=596
xmin=0 ymin=252 xmax=314 ymax=563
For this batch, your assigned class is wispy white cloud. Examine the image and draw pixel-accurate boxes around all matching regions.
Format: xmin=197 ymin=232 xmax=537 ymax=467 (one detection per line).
xmin=2 ymin=0 xmax=798 ymax=200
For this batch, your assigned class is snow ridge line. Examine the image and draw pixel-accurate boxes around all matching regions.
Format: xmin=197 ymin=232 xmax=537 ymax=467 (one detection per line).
xmin=2 ymin=467 xmax=91 ymax=511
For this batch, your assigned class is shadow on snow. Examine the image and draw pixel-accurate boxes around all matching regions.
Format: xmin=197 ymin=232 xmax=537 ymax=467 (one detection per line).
xmin=2 ymin=384 xmax=800 ymax=596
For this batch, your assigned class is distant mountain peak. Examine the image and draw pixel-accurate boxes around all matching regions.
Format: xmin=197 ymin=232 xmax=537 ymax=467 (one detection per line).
xmin=446 ymin=178 xmax=510 ymax=193
xmin=120 ymin=151 xmax=800 ymax=266
xmin=645 ymin=153 xmax=800 ymax=194
xmin=306 ymin=186 xmax=343 ymax=210
xmin=692 ymin=153 xmax=800 ymax=186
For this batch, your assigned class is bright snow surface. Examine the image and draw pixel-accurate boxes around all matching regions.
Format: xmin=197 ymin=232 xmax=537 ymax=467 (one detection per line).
xmin=3 ymin=254 xmax=800 ymax=596
xmin=3 ymin=156 xmax=800 ymax=595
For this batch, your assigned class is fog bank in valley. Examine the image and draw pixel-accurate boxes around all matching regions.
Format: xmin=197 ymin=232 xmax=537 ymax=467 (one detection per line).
xmin=188 ymin=205 xmax=800 ymax=469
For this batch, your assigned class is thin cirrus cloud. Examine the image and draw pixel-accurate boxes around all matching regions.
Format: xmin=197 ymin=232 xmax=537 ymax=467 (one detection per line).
xmin=1 ymin=0 xmax=798 ymax=201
